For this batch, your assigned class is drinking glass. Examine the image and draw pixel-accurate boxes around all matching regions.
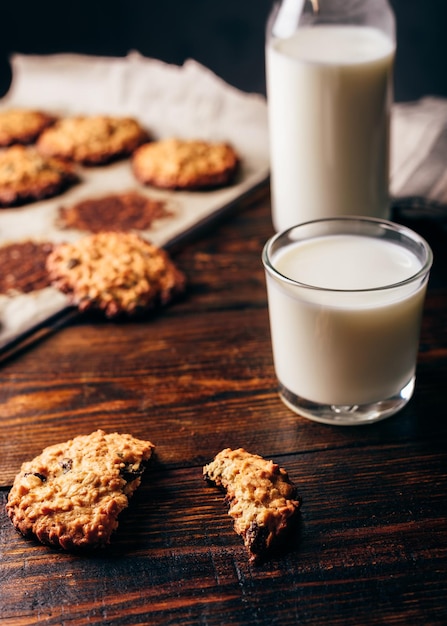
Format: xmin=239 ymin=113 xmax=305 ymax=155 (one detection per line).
xmin=262 ymin=217 xmax=433 ymax=425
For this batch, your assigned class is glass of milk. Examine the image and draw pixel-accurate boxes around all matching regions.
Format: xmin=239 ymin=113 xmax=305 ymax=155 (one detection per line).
xmin=262 ymin=218 xmax=433 ymax=425
xmin=266 ymin=0 xmax=396 ymax=231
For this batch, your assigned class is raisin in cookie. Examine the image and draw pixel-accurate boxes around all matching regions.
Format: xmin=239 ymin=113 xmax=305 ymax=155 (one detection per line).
xmin=0 ymin=108 xmax=56 ymax=147
xmin=46 ymin=231 xmax=185 ymax=317
xmin=132 ymin=138 xmax=239 ymax=190
xmin=203 ymin=448 xmax=301 ymax=563
xmin=37 ymin=115 xmax=149 ymax=165
xmin=6 ymin=430 xmax=155 ymax=550
xmin=0 ymin=145 xmax=78 ymax=207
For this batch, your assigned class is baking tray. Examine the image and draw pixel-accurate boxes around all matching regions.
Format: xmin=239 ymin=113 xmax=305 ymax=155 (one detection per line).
xmin=0 ymin=55 xmax=270 ymax=358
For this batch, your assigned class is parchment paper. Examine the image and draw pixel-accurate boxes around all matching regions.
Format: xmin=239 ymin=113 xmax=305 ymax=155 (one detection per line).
xmin=0 ymin=52 xmax=270 ymax=350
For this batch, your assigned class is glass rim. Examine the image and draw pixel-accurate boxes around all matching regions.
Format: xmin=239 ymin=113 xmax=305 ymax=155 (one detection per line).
xmin=262 ymin=216 xmax=433 ymax=293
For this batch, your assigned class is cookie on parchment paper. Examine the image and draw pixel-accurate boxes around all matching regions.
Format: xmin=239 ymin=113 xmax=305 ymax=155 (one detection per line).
xmin=0 ymin=108 xmax=56 ymax=147
xmin=0 ymin=240 xmax=54 ymax=294
xmin=0 ymin=145 xmax=78 ymax=207
xmin=37 ymin=115 xmax=149 ymax=165
xmin=6 ymin=430 xmax=155 ymax=550
xmin=58 ymin=191 xmax=171 ymax=233
xmin=46 ymin=231 xmax=186 ymax=318
xmin=203 ymin=448 xmax=301 ymax=563
xmin=132 ymin=138 xmax=239 ymax=190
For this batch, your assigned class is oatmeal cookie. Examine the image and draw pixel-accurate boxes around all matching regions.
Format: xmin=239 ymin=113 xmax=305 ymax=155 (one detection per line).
xmin=0 ymin=145 xmax=78 ymax=207
xmin=46 ymin=231 xmax=185 ymax=317
xmin=58 ymin=191 xmax=171 ymax=233
xmin=6 ymin=430 xmax=155 ymax=550
xmin=132 ymin=138 xmax=239 ymax=189
xmin=203 ymin=448 xmax=301 ymax=563
xmin=0 ymin=108 xmax=56 ymax=147
xmin=37 ymin=115 xmax=149 ymax=165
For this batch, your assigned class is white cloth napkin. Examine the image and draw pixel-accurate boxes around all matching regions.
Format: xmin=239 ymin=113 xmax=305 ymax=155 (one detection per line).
xmin=391 ymin=97 xmax=447 ymax=206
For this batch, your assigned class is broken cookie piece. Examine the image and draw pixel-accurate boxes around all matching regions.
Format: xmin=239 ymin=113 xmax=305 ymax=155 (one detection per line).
xmin=203 ymin=448 xmax=301 ymax=563
xmin=6 ymin=430 xmax=155 ymax=550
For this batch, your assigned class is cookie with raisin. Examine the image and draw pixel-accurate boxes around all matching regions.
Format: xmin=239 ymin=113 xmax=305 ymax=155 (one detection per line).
xmin=6 ymin=430 xmax=155 ymax=550
xmin=204 ymin=448 xmax=301 ymax=563
xmin=46 ymin=231 xmax=185 ymax=318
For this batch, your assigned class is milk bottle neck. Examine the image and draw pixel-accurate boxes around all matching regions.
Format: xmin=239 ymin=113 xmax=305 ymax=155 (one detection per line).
xmin=268 ymin=0 xmax=395 ymax=41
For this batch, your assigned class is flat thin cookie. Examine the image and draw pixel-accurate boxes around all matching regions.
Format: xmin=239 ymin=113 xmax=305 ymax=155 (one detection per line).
xmin=0 ymin=108 xmax=56 ymax=147
xmin=0 ymin=240 xmax=53 ymax=294
xmin=37 ymin=115 xmax=149 ymax=165
xmin=0 ymin=145 xmax=78 ymax=207
xmin=132 ymin=138 xmax=239 ymax=190
xmin=58 ymin=191 xmax=171 ymax=233
xmin=46 ymin=231 xmax=186 ymax=317
xmin=203 ymin=448 xmax=301 ymax=563
xmin=6 ymin=430 xmax=155 ymax=550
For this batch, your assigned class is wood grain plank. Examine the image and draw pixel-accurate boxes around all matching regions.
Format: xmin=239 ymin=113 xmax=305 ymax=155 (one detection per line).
xmin=0 ymin=300 xmax=446 ymax=486
xmin=1 ymin=191 xmax=447 ymax=625
xmin=0 ymin=198 xmax=446 ymax=486
xmin=1 ymin=445 xmax=446 ymax=625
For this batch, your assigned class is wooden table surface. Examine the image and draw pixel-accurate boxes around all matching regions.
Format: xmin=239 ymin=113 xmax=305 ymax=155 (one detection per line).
xmin=1 ymin=185 xmax=446 ymax=626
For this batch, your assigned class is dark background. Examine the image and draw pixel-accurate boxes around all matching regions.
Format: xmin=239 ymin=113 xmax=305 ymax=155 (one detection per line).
xmin=0 ymin=0 xmax=446 ymax=102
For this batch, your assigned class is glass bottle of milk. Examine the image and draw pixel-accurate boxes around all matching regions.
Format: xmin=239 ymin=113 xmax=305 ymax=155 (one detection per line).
xmin=266 ymin=0 xmax=396 ymax=231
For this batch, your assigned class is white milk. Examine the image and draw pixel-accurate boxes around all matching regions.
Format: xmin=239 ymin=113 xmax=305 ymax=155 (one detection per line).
xmin=266 ymin=234 xmax=427 ymax=406
xmin=266 ymin=25 xmax=395 ymax=231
